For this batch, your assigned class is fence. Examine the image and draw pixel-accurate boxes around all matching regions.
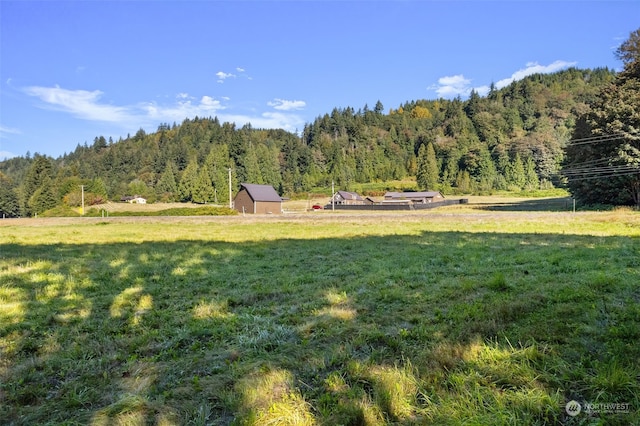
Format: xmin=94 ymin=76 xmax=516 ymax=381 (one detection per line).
xmin=325 ymin=199 xmax=468 ymax=211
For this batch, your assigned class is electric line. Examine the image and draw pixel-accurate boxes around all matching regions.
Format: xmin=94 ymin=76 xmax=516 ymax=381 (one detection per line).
xmin=563 ymin=162 xmax=638 ymax=172
xmin=562 ymin=157 xmax=612 ymax=168
xmin=565 ymin=134 xmax=627 ymax=146
xmin=564 ymin=168 xmax=640 ymax=181
xmin=562 ymin=165 xmax=639 ymax=176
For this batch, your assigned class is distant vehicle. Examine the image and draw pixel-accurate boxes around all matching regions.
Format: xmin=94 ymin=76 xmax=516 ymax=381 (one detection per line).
xmin=312 ymin=204 xmax=324 ymax=210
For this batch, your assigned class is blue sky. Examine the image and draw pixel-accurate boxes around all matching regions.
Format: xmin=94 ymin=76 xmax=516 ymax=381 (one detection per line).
xmin=1 ymin=1 xmax=638 ymax=160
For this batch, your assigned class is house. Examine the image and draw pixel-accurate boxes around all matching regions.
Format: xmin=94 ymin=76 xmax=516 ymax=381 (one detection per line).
xmin=121 ymin=195 xmax=147 ymax=204
xmin=383 ymin=191 xmax=444 ymax=204
xmin=234 ymin=183 xmax=283 ymax=214
xmin=330 ymin=190 xmax=366 ymax=205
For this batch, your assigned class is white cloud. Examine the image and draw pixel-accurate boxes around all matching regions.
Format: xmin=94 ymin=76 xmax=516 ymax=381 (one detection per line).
xmin=23 ymin=85 xmax=132 ymax=123
xmin=430 ymin=60 xmax=577 ymax=99
xmin=216 ymin=71 xmax=236 ymax=83
xmin=23 ymin=85 xmax=227 ymax=127
xmin=0 ymin=150 xmax=17 ymax=159
xmin=21 ymin=84 xmax=303 ymax=135
xmin=0 ymin=125 xmax=21 ymax=137
xmin=236 ymin=67 xmax=245 ymax=73
xmin=142 ymin=95 xmax=225 ymax=122
xmin=267 ymin=98 xmax=306 ymax=111
xmin=222 ymin=111 xmax=305 ymax=133
xmin=430 ymin=74 xmax=472 ymax=98
xmin=200 ymin=95 xmax=221 ymax=110
xmin=494 ymin=60 xmax=577 ymax=89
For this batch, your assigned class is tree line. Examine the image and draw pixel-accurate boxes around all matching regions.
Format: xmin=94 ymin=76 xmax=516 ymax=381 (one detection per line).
xmin=1 ymin=29 xmax=639 ymax=217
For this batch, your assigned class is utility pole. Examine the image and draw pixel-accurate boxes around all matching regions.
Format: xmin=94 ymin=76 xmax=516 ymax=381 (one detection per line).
xmin=228 ymin=168 xmax=233 ymax=209
xmin=80 ymin=185 xmax=85 ymax=215
xmin=331 ymin=180 xmax=335 ymax=211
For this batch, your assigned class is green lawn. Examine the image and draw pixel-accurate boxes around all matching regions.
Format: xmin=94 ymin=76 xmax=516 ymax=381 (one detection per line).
xmin=1 ymin=210 xmax=639 ymax=425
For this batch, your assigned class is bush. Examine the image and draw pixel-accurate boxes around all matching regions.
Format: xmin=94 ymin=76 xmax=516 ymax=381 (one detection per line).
xmin=84 ymin=206 xmax=238 ymax=217
xmin=39 ymin=205 xmax=82 ymax=217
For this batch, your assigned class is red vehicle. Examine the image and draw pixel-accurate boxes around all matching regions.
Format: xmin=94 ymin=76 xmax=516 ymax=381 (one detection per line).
xmin=311 ymin=204 xmax=324 ymax=210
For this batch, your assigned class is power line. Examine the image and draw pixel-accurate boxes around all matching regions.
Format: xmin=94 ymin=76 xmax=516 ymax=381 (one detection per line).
xmin=563 ymin=165 xmax=639 ymax=176
xmin=560 ymin=131 xmax=640 ymax=181
xmin=565 ymin=133 xmax=627 ymax=147
xmin=564 ymin=168 xmax=640 ymax=181
xmin=562 ymin=157 xmax=612 ymax=169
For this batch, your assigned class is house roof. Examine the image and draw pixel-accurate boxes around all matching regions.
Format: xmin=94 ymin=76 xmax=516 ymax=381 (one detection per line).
xmin=239 ymin=183 xmax=282 ymax=202
xmin=336 ymin=190 xmax=364 ymax=201
xmin=385 ymin=191 xmax=444 ymax=199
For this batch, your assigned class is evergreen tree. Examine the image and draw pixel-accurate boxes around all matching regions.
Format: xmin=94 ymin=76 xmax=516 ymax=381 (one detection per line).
xmin=0 ymin=172 xmax=19 ymax=218
xmin=28 ymin=176 xmax=57 ymax=214
xmin=416 ymin=142 xmax=439 ymax=190
xmin=442 ymin=150 xmax=460 ymax=188
xmin=88 ymin=177 xmax=108 ymax=198
xmin=157 ymin=162 xmax=179 ymax=200
xmin=178 ymin=159 xmax=199 ymax=202
xmin=374 ymin=100 xmax=384 ymax=115
xmin=256 ymin=144 xmax=281 ymax=188
xmin=192 ymin=164 xmax=215 ymax=203
xmin=524 ymin=156 xmax=539 ymax=190
xmin=93 ymin=136 xmax=107 ymax=151
xmin=205 ymin=144 xmax=234 ymax=205
xmin=455 ymin=170 xmax=472 ymax=193
xmin=242 ymin=143 xmax=263 ymax=184
xmin=509 ymin=153 xmax=527 ymax=189
xmin=22 ymin=155 xmax=55 ymax=216
xmin=476 ymin=148 xmax=498 ymax=191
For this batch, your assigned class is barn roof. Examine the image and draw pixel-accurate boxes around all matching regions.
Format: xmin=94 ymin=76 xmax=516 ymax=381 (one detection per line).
xmin=240 ymin=183 xmax=282 ymax=202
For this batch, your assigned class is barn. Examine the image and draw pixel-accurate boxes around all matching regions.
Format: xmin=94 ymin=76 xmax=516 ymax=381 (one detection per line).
xmin=234 ymin=183 xmax=283 ymax=214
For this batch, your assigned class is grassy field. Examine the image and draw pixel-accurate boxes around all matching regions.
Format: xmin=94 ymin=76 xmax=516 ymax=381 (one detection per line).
xmin=1 ymin=203 xmax=639 ymax=425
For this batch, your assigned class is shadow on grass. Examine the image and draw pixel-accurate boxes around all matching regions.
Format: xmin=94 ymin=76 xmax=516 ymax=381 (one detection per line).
xmin=1 ymin=230 xmax=639 ymax=424
xmin=474 ymin=197 xmax=575 ymax=212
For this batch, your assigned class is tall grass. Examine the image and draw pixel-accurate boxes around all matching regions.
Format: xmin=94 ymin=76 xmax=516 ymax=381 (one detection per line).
xmin=1 ymin=210 xmax=639 ymax=424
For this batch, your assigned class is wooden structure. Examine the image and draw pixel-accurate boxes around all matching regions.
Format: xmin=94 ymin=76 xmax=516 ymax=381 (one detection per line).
xmin=330 ymin=191 xmax=366 ymax=205
xmin=234 ymin=183 xmax=283 ymax=214
xmin=120 ymin=195 xmax=147 ymax=204
xmin=383 ymin=191 xmax=444 ymax=204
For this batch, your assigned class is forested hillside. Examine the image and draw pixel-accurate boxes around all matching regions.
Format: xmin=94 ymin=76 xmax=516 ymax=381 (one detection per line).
xmin=0 ymin=67 xmax=618 ymax=217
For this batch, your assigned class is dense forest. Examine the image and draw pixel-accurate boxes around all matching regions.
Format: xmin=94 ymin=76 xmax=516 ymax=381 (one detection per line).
xmin=0 ymin=65 xmax=633 ymax=217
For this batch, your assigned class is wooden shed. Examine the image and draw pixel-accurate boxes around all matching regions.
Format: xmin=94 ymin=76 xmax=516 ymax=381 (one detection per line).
xmin=234 ymin=183 xmax=283 ymax=214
